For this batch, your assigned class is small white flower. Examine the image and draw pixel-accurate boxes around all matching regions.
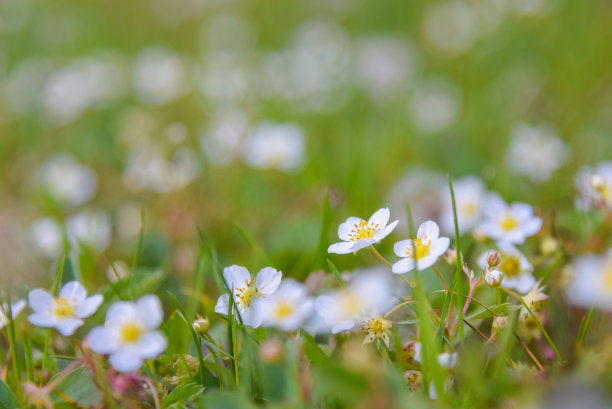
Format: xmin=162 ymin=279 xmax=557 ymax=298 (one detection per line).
xmin=214 ymin=265 xmax=282 ymax=328
xmin=38 ymin=154 xmax=97 ymax=207
xmin=241 ymin=121 xmax=306 ymax=172
xmin=328 ymin=207 xmax=399 ymax=254
xmin=565 ymin=250 xmax=612 ymax=311
xmin=484 ymin=268 xmax=504 ymax=287
xmin=28 ymin=281 xmax=103 ymax=336
xmin=392 ymin=220 xmax=450 ymax=273
xmin=575 ymin=161 xmax=612 ymax=211
xmin=88 ymin=295 xmax=167 ymax=372
xmin=315 ymin=273 xmax=392 ymax=333
xmin=256 ymin=279 xmax=313 ymax=331
xmin=30 ymin=218 xmax=64 ymax=259
xmin=65 ymin=209 xmax=112 ymax=252
xmin=0 ymin=300 xmax=27 ymax=329
xmin=478 ymin=242 xmax=535 ymax=293
xmin=440 ymin=176 xmax=486 ymax=234
xmin=479 ymin=194 xmax=542 ymax=245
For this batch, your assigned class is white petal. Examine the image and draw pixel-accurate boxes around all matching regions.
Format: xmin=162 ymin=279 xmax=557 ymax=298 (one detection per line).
xmin=394 ymin=239 xmax=414 ymax=257
xmin=338 ymin=217 xmax=363 ymax=241
xmin=75 ymin=295 xmax=103 ymax=318
xmin=255 ymin=267 xmax=282 ymax=295
xmin=416 ymin=254 xmax=438 ymax=271
xmin=28 ymin=312 xmax=56 ymax=328
xmin=368 ymin=208 xmax=390 ymax=228
xmin=521 ymin=217 xmax=542 ymax=238
xmin=59 ymin=281 xmax=87 ymax=303
xmin=88 ymin=326 xmax=119 ymax=354
xmin=328 ymin=241 xmax=356 ymax=254
xmin=331 ymin=320 xmax=354 ymax=333
xmin=223 ymin=265 xmax=251 ymax=291
xmin=430 ymin=237 xmax=450 ymax=256
xmin=417 ymin=220 xmax=440 ymax=240
xmin=136 ymin=295 xmax=163 ymax=329
xmin=238 ymin=307 xmax=261 ymax=328
xmin=137 ymin=331 xmax=167 ymax=358
xmin=349 ymin=239 xmax=372 ymax=252
xmin=504 ymin=274 xmax=536 ymax=294
xmin=392 ymin=258 xmax=415 ymax=274
xmin=438 ymin=352 xmax=458 ymax=369
xmin=56 ymin=318 xmax=84 ymax=336
xmin=373 ymin=220 xmax=399 ymax=241
xmin=28 ymin=289 xmax=53 ymax=313
xmin=214 ymin=294 xmax=230 ymax=315
xmin=109 ymin=347 xmax=143 ymax=372
xmin=11 ymin=300 xmax=27 ymax=318
xmin=105 ymin=302 xmax=137 ymax=326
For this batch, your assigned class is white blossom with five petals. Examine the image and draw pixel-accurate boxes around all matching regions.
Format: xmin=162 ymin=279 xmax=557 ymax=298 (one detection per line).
xmin=256 ymin=279 xmax=313 ymax=331
xmin=328 ymin=208 xmax=398 ymax=254
xmin=392 ymin=220 xmax=450 ymax=273
xmin=479 ymin=194 xmax=542 ymax=245
xmin=28 ymin=281 xmax=103 ymax=336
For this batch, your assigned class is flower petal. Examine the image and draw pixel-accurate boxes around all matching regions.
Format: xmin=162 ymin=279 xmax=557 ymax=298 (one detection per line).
xmin=430 ymin=237 xmax=450 ymax=256
xmin=28 ymin=289 xmax=53 ymax=313
xmin=105 ymin=302 xmax=137 ymax=326
xmin=373 ymin=220 xmax=399 ymax=241
xmin=255 ymin=267 xmax=282 ymax=295
xmin=394 ymin=239 xmax=414 ymax=257
xmin=136 ymin=295 xmax=163 ymax=329
xmin=416 ymin=254 xmax=438 ymax=271
xmin=75 ymin=294 xmax=103 ymax=319
xmin=331 ymin=320 xmax=354 ymax=333
xmin=338 ymin=217 xmax=363 ymax=241
xmin=109 ymin=347 xmax=143 ymax=372
xmin=417 ymin=220 xmax=440 ymax=240
xmin=392 ymin=258 xmax=415 ymax=274
xmin=223 ymin=265 xmax=251 ymax=291
xmin=214 ymin=294 xmax=230 ymax=315
xmin=368 ymin=208 xmax=390 ymax=228
xmin=28 ymin=312 xmax=56 ymax=328
xmin=88 ymin=326 xmax=119 ymax=354
xmin=137 ymin=331 xmax=167 ymax=358
xmin=328 ymin=241 xmax=355 ymax=254
xmin=56 ymin=317 xmax=84 ymax=336
xmin=59 ymin=281 xmax=87 ymax=303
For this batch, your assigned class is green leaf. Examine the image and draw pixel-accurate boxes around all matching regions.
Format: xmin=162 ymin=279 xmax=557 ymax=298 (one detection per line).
xmin=50 ymin=366 xmax=103 ymax=407
xmin=300 ymin=330 xmax=330 ymax=365
xmin=0 ymin=379 xmax=19 ymax=409
xmin=162 ymin=382 xmax=205 ymax=407
xmin=326 ymin=259 xmax=346 ymax=287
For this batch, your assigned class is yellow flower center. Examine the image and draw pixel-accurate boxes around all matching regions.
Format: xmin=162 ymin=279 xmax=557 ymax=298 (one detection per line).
xmin=500 ymin=255 xmax=521 ymax=277
xmin=499 ymin=214 xmax=519 ymax=232
xmin=603 ymin=264 xmax=612 ymax=293
xmin=362 ymin=317 xmax=391 ymax=336
xmin=406 ymin=237 xmax=430 ymax=259
xmin=235 ymin=281 xmax=259 ymax=309
xmin=273 ymin=301 xmax=295 ymax=319
xmin=120 ymin=322 xmax=144 ymax=344
xmin=462 ymin=202 xmax=476 ymax=216
xmin=50 ymin=297 xmax=76 ymax=319
xmin=348 ymin=219 xmax=378 ymax=241
xmin=341 ymin=293 xmax=362 ymax=316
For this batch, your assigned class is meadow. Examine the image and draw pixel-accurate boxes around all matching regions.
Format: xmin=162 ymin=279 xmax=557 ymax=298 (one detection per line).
xmin=1 ymin=0 xmax=612 ymax=408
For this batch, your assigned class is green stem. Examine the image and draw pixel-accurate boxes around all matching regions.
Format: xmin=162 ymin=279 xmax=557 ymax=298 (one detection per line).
xmin=4 ymin=291 xmax=22 ymax=386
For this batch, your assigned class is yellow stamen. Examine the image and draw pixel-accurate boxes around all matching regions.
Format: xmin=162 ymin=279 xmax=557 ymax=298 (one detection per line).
xmin=499 ymin=214 xmax=519 ymax=232
xmin=348 ymin=219 xmax=378 ymax=241
xmin=50 ymin=297 xmax=76 ymax=319
xmin=500 ymin=255 xmax=521 ymax=277
xmin=462 ymin=202 xmax=476 ymax=216
xmin=235 ymin=283 xmax=258 ymax=308
xmin=120 ymin=322 xmax=144 ymax=344
xmin=273 ymin=301 xmax=294 ymax=319
xmin=406 ymin=237 xmax=430 ymax=259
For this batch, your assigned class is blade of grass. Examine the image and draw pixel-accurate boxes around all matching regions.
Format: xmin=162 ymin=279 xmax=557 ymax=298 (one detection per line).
xmin=40 ymin=255 xmax=66 ymax=386
xmin=448 ymin=175 xmax=465 ymax=343
xmin=234 ymin=223 xmax=275 ymax=268
xmin=310 ymin=193 xmax=331 ymax=273
xmin=577 ymin=306 xmax=595 ymax=345
xmin=4 ymin=290 xmax=21 ymax=388
xmin=131 ymin=208 xmax=145 ymax=272
xmin=326 ymin=259 xmax=346 ymax=287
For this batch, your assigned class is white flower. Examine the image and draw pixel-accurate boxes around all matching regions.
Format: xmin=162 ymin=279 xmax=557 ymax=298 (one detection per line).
xmin=409 ymin=77 xmax=461 ymax=134
xmin=200 ymin=109 xmax=248 ymax=166
xmin=88 ymin=295 xmax=167 ymax=372
xmin=575 ymin=161 xmax=612 ymax=211
xmin=38 ymin=154 xmax=97 ymax=207
xmin=0 ymin=300 xmax=27 ymax=329
xmin=505 ymin=123 xmax=569 ymax=182
xmin=28 ymin=281 xmax=103 ymax=336
xmin=315 ymin=273 xmax=392 ymax=333
xmin=133 ymin=47 xmax=188 ymax=105
xmin=66 ymin=209 xmax=112 ymax=252
xmin=478 ymin=242 xmax=535 ymax=293
xmin=392 ymin=221 xmax=450 ymax=273
xmin=484 ymin=268 xmax=504 ymax=287
xmin=214 ymin=265 xmax=282 ymax=328
xmin=479 ymin=194 xmax=542 ymax=245
xmin=440 ymin=176 xmax=486 ymax=235
xmin=242 ymin=121 xmax=306 ymax=172
xmin=256 ymin=279 xmax=313 ymax=331
xmin=328 ymin=208 xmax=399 ymax=254
xmin=30 ymin=218 xmax=64 ymax=259
xmin=422 ymin=1 xmax=478 ymax=56
xmin=565 ymin=250 xmax=612 ymax=311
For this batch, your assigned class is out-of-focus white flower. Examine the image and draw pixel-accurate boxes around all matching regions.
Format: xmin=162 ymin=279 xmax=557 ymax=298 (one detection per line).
xmin=328 ymin=208 xmax=399 ymax=254
xmin=422 ymin=1 xmax=478 ymax=56
xmin=38 ymin=154 xmax=97 ymax=206
xmin=353 ymin=36 xmax=418 ymax=101
xmin=200 ymin=57 xmax=250 ymax=105
xmin=387 ymin=168 xmax=446 ymax=232
xmin=409 ymin=78 xmax=461 ymax=134
xmin=200 ymin=109 xmax=248 ymax=166
xmin=88 ymin=295 xmax=167 ymax=372
xmin=66 ymin=209 xmax=112 ymax=252
xmin=28 ymin=281 xmax=103 ymax=336
xmin=242 ymin=121 xmax=306 ymax=172
xmin=393 ymin=220 xmax=450 ymax=273
xmin=315 ymin=273 xmax=393 ymax=333
xmin=478 ymin=242 xmax=535 ymax=293
xmin=0 ymin=300 xmax=27 ymax=329
xmin=505 ymin=123 xmax=569 ymax=182
xmin=257 ymin=279 xmax=313 ymax=331
xmin=215 ymin=265 xmax=282 ymax=328
xmin=575 ymin=161 xmax=612 ymax=211
xmin=508 ymin=0 xmax=552 ymax=17
xmin=479 ymin=194 xmax=542 ymax=245
xmin=133 ymin=47 xmax=188 ymax=105
xmin=4 ymin=58 xmax=56 ymax=117
xmin=565 ymin=250 xmax=612 ymax=311
xmin=30 ymin=218 xmax=64 ymax=259
xmin=441 ymin=176 xmax=486 ymax=234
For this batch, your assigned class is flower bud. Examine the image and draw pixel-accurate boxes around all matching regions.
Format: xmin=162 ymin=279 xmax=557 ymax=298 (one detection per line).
xmin=540 ymin=237 xmax=558 ymax=256
xmin=484 ymin=268 xmax=503 ymax=287
xmin=445 ymin=248 xmax=457 ymax=265
xmin=192 ymin=317 xmax=210 ymax=335
xmin=486 ymin=251 xmax=500 ymax=268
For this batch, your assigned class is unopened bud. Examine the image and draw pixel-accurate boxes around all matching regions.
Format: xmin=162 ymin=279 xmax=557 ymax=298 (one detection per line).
xmin=445 ymin=248 xmax=458 ymax=265
xmin=485 ymin=268 xmax=503 ymax=287
xmin=540 ymin=237 xmax=558 ymax=256
xmin=493 ymin=316 xmax=508 ymax=329
xmin=404 ymin=370 xmax=423 ymax=391
xmin=192 ymin=317 xmax=210 ymax=335
xmin=486 ymin=251 xmax=500 ymax=268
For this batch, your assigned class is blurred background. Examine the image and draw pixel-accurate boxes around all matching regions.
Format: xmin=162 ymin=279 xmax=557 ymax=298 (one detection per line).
xmin=1 ymin=0 xmax=611 ymax=292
